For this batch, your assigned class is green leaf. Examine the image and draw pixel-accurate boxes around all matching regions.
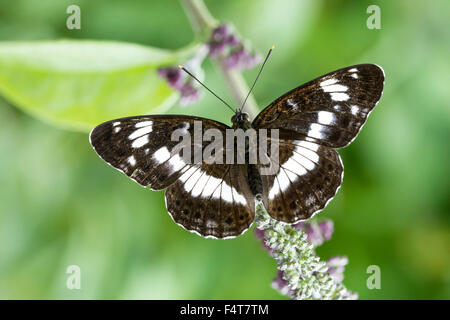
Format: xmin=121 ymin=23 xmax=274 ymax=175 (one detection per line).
xmin=0 ymin=40 xmax=184 ymax=132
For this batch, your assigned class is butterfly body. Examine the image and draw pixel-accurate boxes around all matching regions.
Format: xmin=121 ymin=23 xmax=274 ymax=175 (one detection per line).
xmin=90 ymin=64 xmax=385 ymax=239
xmin=230 ymin=111 xmax=264 ymax=200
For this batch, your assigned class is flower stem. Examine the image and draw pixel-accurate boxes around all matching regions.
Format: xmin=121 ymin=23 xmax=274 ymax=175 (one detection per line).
xmin=180 ymin=0 xmax=260 ymax=118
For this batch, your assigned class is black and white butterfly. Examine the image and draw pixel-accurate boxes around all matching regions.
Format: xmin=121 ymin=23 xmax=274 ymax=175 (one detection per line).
xmin=90 ymin=61 xmax=384 ymax=239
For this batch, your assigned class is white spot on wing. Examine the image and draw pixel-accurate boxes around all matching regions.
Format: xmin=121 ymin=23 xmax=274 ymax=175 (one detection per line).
xmin=127 ymin=155 xmax=136 ymax=166
xmin=212 ymin=184 xmax=221 ymax=200
xmin=293 ymin=140 xmax=319 ymax=152
xmin=114 ymin=127 xmax=121 ymax=133
xmin=113 ymin=122 xmax=120 ymax=127
xmin=320 ymin=78 xmax=338 ymax=86
xmin=286 ymin=98 xmax=298 ymax=110
xmin=284 ymin=168 xmax=298 ymax=182
xmin=321 ymin=84 xmax=348 ymax=93
xmin=348 ymin=68 xmax=358 ymax=72
xmin=184 ymin=169 xmax=203 ymax=192
xmin=152 ymin=146 xmax=170 ymax=164
xmin=129 ymin=126 xmax=153 ymax=140
xmin=351 ymin=105 xmax=359 ymax=115
xmin=283 ymin=158 xmax=307 ymax=176
xmin=351 ymin=73 xmax=358 ymax=79
xmin=295 ymin=146 xmax=319 ymax=164
xmin=268 ymin=177 xmax=281 ymax=200
xmin=206 ymin=220 xmax=217 ymax=228
xmin=317 ymin=111 xmax=336 ymax=125
xmin=308 ymin=123 xmax=325 ymax=139
xmin=191 ymin=171 xmax=209 ymax=197
xmin=232 ymin=187 xmax=247 ymax=205
xmin=179 ymin=122 xmax=190 ymax=134
xmin=201 ymin=176 xmax=222 ymax=198
xmin=277 ymin=169 xmax=291 ymax=192
xmin=293 ymin=150 xmax=315 ymax=171
xmin=135 ymin=121 xmax=153 ymax=128
xmin=221 ymin=182 xmax=233 ymax=203
xmin=132 ymin=135 xmax=149 ymax=148
xmin=179 ymin=166 xmax=198 ymax=183
xmin=168 ymin=154 xmax=185 ymax=172
xmin=305 ymin=194 xmax=315 ymax=206
xmin=330 ymin=92 xmax=350 ymax=101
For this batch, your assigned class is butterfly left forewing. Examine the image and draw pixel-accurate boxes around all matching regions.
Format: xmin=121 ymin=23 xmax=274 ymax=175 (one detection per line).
xmin=253 ymin=64 xmax=384 ymax=148
xmin=90 ymin=115 xmax=230 ymax=190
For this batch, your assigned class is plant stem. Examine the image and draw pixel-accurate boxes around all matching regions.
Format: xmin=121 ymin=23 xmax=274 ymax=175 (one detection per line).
xmin=180 ymin=0 xmax=260 ymax=118
xmin=179 ymin=0 xmax=217 ymax=38
xmin=216 ymin=60 xmax=260 ymax=117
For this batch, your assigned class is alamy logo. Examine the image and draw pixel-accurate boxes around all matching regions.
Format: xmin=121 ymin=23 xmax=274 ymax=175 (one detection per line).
xmin=66 ymin=265 xmax=81 ymax=290
xmin=366 ymin=5 xmax=381 ymax=30
xmin=170 ymin=121 xmax=280 ymax=175
xmin=366 ymin=265 xmax=381 ymax=290
xmin=66 ymin=5 xmax=81 ymax=30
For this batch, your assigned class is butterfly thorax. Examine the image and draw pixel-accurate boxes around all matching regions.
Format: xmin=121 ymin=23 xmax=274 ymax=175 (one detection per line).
xmin=231 ymin=111 xmax=252 ymax=130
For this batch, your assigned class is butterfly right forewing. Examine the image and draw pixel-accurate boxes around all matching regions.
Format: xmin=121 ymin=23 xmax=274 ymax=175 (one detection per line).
xmin=253 ymin=64 xmax=384 ymax=148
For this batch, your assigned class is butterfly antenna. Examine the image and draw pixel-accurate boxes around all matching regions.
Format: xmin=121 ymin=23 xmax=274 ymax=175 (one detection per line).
xmin=240 ymin=45 xmax=274 ymax=113
xmin=178 ymin=65 xmax=236 ymax=113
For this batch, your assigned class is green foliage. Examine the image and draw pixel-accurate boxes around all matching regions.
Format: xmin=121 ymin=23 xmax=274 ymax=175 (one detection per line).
xmin=0 ymin=40 xmax=180 ymax=131
xmin=0 ymin=0 xmax=448 ymax=300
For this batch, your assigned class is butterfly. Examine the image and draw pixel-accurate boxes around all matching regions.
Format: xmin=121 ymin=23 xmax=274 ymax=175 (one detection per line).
xmin=90 ymin=54 xmax=384 ymax=239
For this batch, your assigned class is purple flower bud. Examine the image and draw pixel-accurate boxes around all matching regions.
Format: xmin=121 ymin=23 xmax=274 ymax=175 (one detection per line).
xmin=158 ymin=66 xmax=202 ymax=106
xmin=225 ymin=48 xmax=261 ymax=70
xmin=212 ymin=24 xmax=230 ymax=41
xmin=179 ymin=82 xmax=202 ymax=106
xmin=271 ymin=271 xmax=291 ymax=296
xmin=319 ymin=220 xmax=334 ymax=241
xmin=343 ymin=291 xmax=358 ymax=300
xmin=158 ymin=67 xmax=184 ymax=90
xmin=254 ymin=228 xmax=273 ymax=255
xmin=208 ymin=24 xmax=237 ymax=58
xmin=226 ymin=34 xmax=240 ymax=46
xmin=208 ymin=42 xmax=227 ymax=58
xmin=327 ymin=256 xmax=349 ymax=283
xmin=224 ymin=48 xmax=245 ymax=69
xmin=292 ymin=220 xmax=334 ymax=247
xmin=292 ymin=221 xmax=306 ymax=230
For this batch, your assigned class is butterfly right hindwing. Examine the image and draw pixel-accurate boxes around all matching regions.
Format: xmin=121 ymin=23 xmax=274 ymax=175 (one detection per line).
xmin=259 ymin=138 xmax=343 ymax=223
xmin=253 ymin=64 xmax=384 ymax=222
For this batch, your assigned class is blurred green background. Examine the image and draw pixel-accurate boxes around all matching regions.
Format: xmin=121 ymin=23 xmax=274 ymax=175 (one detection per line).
xmin=0 ymin=0 xmax=449 ymax=299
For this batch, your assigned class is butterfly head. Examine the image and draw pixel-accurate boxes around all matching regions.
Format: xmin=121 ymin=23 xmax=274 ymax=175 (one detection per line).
xmin=231 ymin=111 xmax=250 ymax=128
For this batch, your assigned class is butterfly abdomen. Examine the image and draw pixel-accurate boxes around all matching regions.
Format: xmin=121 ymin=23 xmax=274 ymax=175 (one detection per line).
xmin=246 ymin=163 xmax=263 ymax=200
